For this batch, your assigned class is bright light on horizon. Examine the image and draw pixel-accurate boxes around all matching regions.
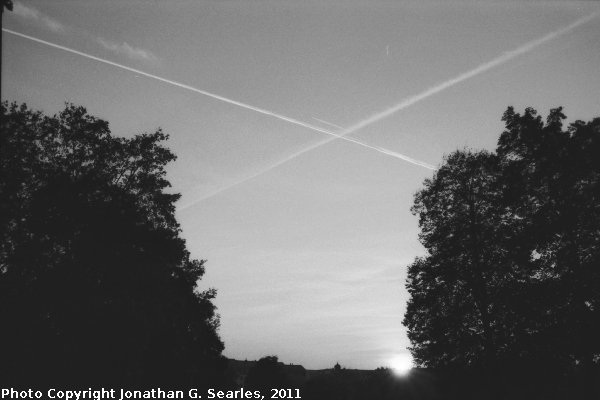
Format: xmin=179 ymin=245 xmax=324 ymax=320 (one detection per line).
xmin=389 ymin=353 xmax=413 ymax=376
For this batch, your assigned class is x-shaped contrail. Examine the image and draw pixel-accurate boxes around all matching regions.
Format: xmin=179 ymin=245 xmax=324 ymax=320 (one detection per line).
xmin=3 ymin=28 xmax=433 ymax=169
xmin=179 ymin=10 xmax=599 ymax=209
xmin=4 ymin=10 xmax=598 ymax=210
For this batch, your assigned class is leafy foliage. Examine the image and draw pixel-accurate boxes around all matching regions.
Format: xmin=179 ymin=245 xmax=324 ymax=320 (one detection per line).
xmin=405 ymin=151 xmax=507 ymax=368
xmin=404 ymin=107 xmax=600 ymax=375
xmin=0 ymin=102 xmax=225 ymax=386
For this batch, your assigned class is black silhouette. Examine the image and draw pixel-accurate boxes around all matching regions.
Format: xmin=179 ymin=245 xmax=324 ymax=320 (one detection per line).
xmin=0 ymin=102 xmax=225 ymax=387
xmin=3 ymin=101 xmax=598 ymax=398
xmin=404 ymin=107 xmax=600 ymax=398
xmin=245 ymin=356 xmax=289 ymax=391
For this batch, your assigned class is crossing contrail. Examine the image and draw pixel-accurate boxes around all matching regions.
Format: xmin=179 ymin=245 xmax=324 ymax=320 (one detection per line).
xmin=177 ymin=11 xmax=598 ymax=208
xmin=177 ymin=11 xmax=598 ymax=209
xmin=3 ymin=28 xmax=432 ymax=169
xmin=311 ymin=117 xmax=436 ymax=170
xmin=7 ymin=9 xmax=598 ymax=209
xmin=177 ymin=132 xmax=433 ymax=209
xmin=177 ymin=117 xmax=433 ymax=209
xmin=320 ymin=11 xmax=599 ymax=146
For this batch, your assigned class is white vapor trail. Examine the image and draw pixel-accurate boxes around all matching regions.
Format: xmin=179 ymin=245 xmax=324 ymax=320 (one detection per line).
xmin=321 ymin=11 xmax=600 ymax=147
xmin=312 ymin=117 xmax=345 ymax=130
xmin=177 ymin=132 xmax=433 ymax=209
xmin=311 ymin=117 xmax=436 ymax=170
xmin=179 ymin=11 xmax=598 ymax=208
xmin=177 ymin=136 xmax=337 ymax=209
xmin=3 ymin=28 xmax=430 ymax=168
xmin=177 ymin=114 xmax=436 ymax=208
xmin=7 ymin=9 xmax=597 ymax=209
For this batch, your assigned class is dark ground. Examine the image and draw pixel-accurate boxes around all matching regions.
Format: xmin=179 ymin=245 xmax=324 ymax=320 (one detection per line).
xmin=226 ymin=358 xmax=600 ymax=400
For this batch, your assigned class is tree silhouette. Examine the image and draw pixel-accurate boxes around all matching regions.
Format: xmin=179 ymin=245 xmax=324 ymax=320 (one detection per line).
xmin=0 ymin=102 xmax=225 ymax=387
xmin=403 ymin=150 xmax=509 ymax=368
xmin=497 ymin=107 xmax=600 ymax=371
xmin=404 ymin=107 xmax=600 ymax=388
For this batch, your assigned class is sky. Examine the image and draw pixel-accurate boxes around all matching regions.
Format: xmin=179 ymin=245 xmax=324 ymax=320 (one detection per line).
xmin=3 ymin=0 xmax=600 ymax=370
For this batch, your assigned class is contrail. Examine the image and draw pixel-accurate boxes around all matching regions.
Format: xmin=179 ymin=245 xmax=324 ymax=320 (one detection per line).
xmin=300 ymin=11 xmax=600 ymax=154
xmin=312 ymin=117 xmax=436 ymax=170
xmin=177 ymin=136 xmax=334 ymax=208
xmin=9 ymin=10 xmax=598 ymax=208
xmin=177 ymin=118 xmax=434 ymax=209
xmin=312 ymin=117 xmax=345 ymax=130
xmin=177 ymin=11 xmax=597 ymax=209
xmin=178 ymin=134 xmax=435 ymax=209
xmin=3 ymin=28 xmax=432 ymax=169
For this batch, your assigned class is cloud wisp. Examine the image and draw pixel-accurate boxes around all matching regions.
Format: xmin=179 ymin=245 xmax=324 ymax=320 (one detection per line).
xmin=13 ymin=1 xmax=65 ymax=33
xmin=3 ymin=28 xmax=433 ymax=168
xmin=10 ymin=2 xmax=157 ymax=64
xmin=97 ymin=37 xmax=158 ymax=63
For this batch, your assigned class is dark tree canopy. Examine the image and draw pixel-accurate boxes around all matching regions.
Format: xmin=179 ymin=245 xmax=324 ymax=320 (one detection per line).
xmin=497 ymin=107 xmax=600 ymax=369
xmin=404 ymin=107 xmax=600 ymax=377
xmin=1 ymin=0 xmax=12 ymax=12
xmin=0 ymin=102 xmax=225 ymax=387
xmin=404 ymin=150 xmax=507 ymax=368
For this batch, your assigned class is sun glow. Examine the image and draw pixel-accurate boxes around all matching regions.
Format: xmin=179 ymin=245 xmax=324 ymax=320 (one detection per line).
xmin=390 ymin=353 xmax=413 ymax=376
